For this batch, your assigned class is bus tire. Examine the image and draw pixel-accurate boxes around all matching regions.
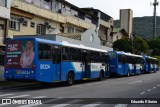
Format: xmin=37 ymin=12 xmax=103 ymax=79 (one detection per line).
xmin=66 ymin=72 xmax=74 ymax=86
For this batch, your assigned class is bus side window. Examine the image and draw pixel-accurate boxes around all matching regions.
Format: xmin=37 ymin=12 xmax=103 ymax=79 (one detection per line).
xmin=62 ymin=47 xmax=69 ymax=61
xmin=38 ymin=44 xmax=51 ymax=60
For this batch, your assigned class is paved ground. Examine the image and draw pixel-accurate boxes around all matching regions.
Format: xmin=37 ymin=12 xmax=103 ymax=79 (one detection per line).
xmin=0 ymin=72 xmax=160 ymax=107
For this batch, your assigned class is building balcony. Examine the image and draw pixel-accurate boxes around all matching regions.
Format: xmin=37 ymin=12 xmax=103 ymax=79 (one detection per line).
xmin=99 ymin=19 xmax=113 ymax=28
xmin=11 ymin=0 xmax=96 ymax=29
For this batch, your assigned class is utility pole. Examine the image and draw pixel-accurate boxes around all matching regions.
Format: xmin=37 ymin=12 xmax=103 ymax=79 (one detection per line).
xmin=151 ymin=0 xmax=159 ymax=38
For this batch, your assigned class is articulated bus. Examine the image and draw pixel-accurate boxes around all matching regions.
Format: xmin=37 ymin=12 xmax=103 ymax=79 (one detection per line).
xmin=4 ymin=37 xmax=109 ymax=85
xmin=143 ymin=56 xmax=159 ymax=73
xmin=108 ymin=51 xmax=144 ymax=76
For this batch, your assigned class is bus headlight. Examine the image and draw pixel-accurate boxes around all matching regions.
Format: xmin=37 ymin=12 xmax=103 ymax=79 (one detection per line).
xmin=5 ymin=71 xmax=8 ymax=74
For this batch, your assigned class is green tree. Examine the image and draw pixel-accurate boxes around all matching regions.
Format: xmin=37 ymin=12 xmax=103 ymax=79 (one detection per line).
xmin=148 ymin=36 xmax=160 ymax=55
xmin=113 ymin=39 xmax=133 ymax=53
xmin=133 ymin=36 xmax=149 ymax=54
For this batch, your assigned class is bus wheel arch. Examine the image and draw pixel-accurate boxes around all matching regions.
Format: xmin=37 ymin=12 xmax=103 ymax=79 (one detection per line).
xmin=66 ymin=70 xmax=74 ymax=86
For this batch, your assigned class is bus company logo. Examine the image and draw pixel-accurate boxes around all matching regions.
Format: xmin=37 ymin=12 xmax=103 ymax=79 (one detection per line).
xmin=2 ymin=99 xmax=11 ymax=104
xmin=40 ymin=64 xmax=50 ymax=69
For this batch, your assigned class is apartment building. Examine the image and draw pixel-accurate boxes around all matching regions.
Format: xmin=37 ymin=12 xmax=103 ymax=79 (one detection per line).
xmin=0 ymin=0 xmax=11 ymax=80
xmin=0 ymin=0 xmax=11 ymax=44
xmin=111 ymin=28 xmax=129 ymax=42
xmin=8 ymin=0 xmax=97 ymax=38
xmin=82 ymin=8 xmax=114 ymax=47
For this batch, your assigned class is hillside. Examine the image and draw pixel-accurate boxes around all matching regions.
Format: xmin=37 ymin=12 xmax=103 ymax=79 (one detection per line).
xmin=114 ymin=16 xmax=160 ymax=39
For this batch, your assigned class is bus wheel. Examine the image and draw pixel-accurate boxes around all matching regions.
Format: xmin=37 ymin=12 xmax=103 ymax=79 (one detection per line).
xmin=98 ymin=71 xmax=103 ymax=81
xmin=66 ymin=73 xmax=74 ymax=86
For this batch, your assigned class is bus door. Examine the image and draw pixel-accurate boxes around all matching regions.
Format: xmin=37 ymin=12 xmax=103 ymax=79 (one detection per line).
xmin=82 ymin=51 xmax=90 ymax=78
xmin=118 ymin=54 xmax=125 ymax=75
xmin=104 ymin=55 xmax=109 ymax=76
xmin=52 ymin=47 xmax=61 ymax=81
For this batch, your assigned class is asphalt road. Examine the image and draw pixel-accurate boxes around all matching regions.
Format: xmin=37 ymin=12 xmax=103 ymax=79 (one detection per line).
xmin=0 ymin=71 xmax=160 ymax=107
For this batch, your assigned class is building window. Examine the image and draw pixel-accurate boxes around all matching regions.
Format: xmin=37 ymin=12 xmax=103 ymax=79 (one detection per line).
xmin=116 ymin=36 xmax=119 ymax=40
xmin=68 ymin=26 xmax=74 ymax=33
xmin=30 ymin=22 xmax=35 ymax=28
xmin=26 ymin=0 xmax=34 ymax=3
xmin=42 ymin=0 xmax=51 ymax=10
xmin=0 ymin=0 xmax=6 ymax=7
xmin=9 ymin=17 xmax=20 ymax=31
xmin=0 ymin=24 xmax=4 ymax=30
xmin=22 ymin=21 xmax=28 ymax=26
xmin=36 ymin=24 xmax=45 ymax=35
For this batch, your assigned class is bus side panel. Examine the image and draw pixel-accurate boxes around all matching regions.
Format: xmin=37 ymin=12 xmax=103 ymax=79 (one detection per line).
xmin=135 ymin=64 xmax=142 ymax=74
xmin=36 ymin=61 xmax=55 ymax=83
xmin=127 ymin=64 xmax=134 ymax=75
xmin=90 ymin=63 xmax=103 ymax=78
xmin=117 ymin=63 xmax=125 ymax=75
xmin=109 ymin=59 xmax=117 ymax=76
xmin=61 ymin=62 xmax=83 ymax=81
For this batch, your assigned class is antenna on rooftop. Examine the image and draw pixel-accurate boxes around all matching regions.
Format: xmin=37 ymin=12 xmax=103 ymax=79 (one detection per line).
xmin=151 ymin=0 xmax=159 ymax=38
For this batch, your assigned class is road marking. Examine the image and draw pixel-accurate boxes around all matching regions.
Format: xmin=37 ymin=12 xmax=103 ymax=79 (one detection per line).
xmin=114 ymin=104 xmax=128 ymax=107
xmin=81 ymin=102 xmax=104 ymax=107
xmin=7 ymin=94 xmax=30 ymax=98
xmin=0 ymin=93 xmax=14 ymax=97
xmin=153 ymin=87 xmax=156 ymax=89
xmin=129 ymin=80 xmax=142 ymax=84
xmin=140 ymin=92 xmax=145 ymax=95
xmin=147 ymin=89 xmax=152 ymax=92
xmin=157 ymin=85 xmax=160 ymax=87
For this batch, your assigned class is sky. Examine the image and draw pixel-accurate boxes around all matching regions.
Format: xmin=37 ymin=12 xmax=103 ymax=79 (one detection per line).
xmin=65 ymin=0 xmax=159 ymax=20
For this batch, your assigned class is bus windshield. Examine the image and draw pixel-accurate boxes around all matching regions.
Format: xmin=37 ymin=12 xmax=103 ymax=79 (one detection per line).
xmin=6 ymin=40 xmax=35 ymax=68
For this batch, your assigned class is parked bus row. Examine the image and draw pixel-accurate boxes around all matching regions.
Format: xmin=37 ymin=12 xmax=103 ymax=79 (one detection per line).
xmin=4 ymin=37 xmax=159 ymax=85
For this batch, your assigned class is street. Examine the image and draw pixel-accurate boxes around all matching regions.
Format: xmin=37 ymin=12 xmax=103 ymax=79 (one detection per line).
xmin=0 ymin=72 xmax=160 ymax=107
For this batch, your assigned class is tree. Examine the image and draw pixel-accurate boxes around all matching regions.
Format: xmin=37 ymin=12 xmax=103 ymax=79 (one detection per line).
xmin=113 ymin=39 xmax=133 ymax=53
xmin=148 ymin=36 xmax=160 ymax=55
xmin=133 ymin=36 xmax=149 ymax=54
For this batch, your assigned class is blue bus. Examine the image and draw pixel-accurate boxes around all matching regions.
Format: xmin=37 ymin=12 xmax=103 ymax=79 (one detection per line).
xmin=108 ymin=51 xmax=144 ymax=76
xmin=4 ymin=37 xmax=109 ymax=85
xmin=143 ymin=56 xmax=159 ymax=73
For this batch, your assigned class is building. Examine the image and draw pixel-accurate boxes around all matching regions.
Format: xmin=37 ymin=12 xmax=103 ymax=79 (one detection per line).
xmin=0 ymin=0 xmax=11 ymax=81
xmin=111 ymin=28 xmax=129 ymax=42
xmin=82 ymin=8 xmax=114 ymax=47
xmin=120 ymin=9 xmax=133 ymax=38
xmin=8 ymin=0 xmax=97 ymax=39
xmin=0 ymin=0 xmax=11 ymax=44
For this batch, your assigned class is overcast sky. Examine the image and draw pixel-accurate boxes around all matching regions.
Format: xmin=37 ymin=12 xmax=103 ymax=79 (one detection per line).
xmin=65 ymin=0 xmax=159 ymax=20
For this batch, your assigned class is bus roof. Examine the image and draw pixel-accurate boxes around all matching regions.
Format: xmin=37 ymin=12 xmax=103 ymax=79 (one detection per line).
xmin=125 ymin=53 xmax=143 ymax=58
xmin=8 ymin=37 xmax=107 ymax=53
